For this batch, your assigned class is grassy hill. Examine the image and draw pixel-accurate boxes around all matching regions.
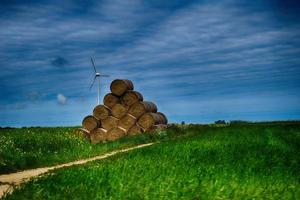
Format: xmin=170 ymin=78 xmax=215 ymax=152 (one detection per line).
xmin=0 ymin=126 xmax=177 ymax=174
xmin=2 ymin=122 xmax=300 ymax=199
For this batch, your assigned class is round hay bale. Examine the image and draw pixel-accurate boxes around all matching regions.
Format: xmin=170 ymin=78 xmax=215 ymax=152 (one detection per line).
xmin=90 ymin=128 xmax=107 ymax=144
xmin=145 ymin=124 xmax=168 ymax=132
xmin=156 ymin=112 xmax=168 ymax=124
xmin=121 ymin=91 xmax=143 ymax=106
xmin=93 ymin=105 xmax=111 ymax=120
xmin=118 ymin=114 xmax=137 ymax=132
xmin=138 ymin=113 xmax=165 ymax=130
xmin=101 ymin=116 xmax=119 ymax=130
xmin=128 ymin=101 xmax=157 ymax=118
xmin=103 ymin=93 xmax=120 ymax=108
xmin=74 ymin=128 xmax=90 ymax=141
xmin=82 ymin=115 xmax=100 ymax=131
xmin=111 ymin=103 xmax=129 ymax=118
xmin=110 ymin=79 xmax=134 ymax=96
xmin=106 ymin=127 xmax=126 ymax=141
xmin=127 ymin=124 xmax=143 ymax=136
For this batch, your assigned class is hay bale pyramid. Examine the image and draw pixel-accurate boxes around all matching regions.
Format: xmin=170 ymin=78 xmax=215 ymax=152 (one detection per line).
xmin=80 ymin=79 xmax=168 ymax=144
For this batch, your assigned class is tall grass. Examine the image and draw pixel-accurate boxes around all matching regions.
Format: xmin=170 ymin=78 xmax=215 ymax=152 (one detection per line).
xmin=3 ymin=123 xmax=300 ymax=199
xmin=0 ymin=126 xmax=184 ymax=174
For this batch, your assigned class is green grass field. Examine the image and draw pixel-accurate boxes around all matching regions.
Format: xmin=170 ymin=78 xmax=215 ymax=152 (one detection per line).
xmin=2 ymin=122 xmax=299 ymax=199
xmin=0 ymin=126 xmax=180 ymax=174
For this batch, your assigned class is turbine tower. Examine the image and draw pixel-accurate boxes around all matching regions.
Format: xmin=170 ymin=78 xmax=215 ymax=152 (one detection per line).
xmin=89 ymin=57 xmax=109 ymax=105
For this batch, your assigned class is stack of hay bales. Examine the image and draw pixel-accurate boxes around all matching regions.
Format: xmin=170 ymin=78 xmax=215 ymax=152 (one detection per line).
xmin=81 ymin=79 xmax=168 ymax=144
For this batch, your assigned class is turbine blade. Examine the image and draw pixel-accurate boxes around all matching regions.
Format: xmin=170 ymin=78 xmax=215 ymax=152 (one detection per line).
xmin=89 ymin=75 xmax=97 ymax=90
xmin=100 ymin=74 xmax=110 ymax=77
xmin=91 ymin=57 xmax=97 ymax=73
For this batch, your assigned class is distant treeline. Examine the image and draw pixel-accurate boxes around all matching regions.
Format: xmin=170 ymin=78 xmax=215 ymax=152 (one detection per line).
xmin=216 ymin=120 xmax=300 ymax=125
xmin=213 ymin=120 xmax=252 ymax=125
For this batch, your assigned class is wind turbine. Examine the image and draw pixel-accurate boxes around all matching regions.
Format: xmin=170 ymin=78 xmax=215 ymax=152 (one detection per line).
xmin=89 ymin=57 xmax=109 ymax=105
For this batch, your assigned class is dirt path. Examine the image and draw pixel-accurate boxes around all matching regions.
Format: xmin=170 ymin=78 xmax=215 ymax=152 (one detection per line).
xmin=0 ymin=142 xmax=155 ymax=198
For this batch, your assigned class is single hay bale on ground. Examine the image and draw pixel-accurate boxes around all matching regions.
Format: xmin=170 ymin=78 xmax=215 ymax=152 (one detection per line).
xmin=111 ymin=103 xmax=129 ymax=118
xmin=138 ymin=113 xmax=166 ymax=130
xmin=121 ymin=90 xmax=143 ymax=106
xmin=156 ymin=112 xmax=168 ymax=124
xmin=74 ymin=128 xmax=90 ymax=141
xmin=82 ymin=115 xmax=100 ymax=131
xmin=127 ymin=124 xmax=143 ymax=136
xmin=90 ymin=128 xmax=107 ymax=144
xmin=145 ymin=124 xmax=168 ymax=133
xmin=106 ymin=127 xmax=126 ymax=141
xmin=118 ymin=114 xmax=137 ymax=132
xmin=93 ymin=105 xmax=111 ymax=120
xmin=128 ymin=101 xmax=157 ymax=118
xmin=101 ymin=116 xmax=119 ymax=130
xmin=103 ymin=93 xmax=120 ymax=108
xmin=110 ymin=79 xmax=134 ymax=96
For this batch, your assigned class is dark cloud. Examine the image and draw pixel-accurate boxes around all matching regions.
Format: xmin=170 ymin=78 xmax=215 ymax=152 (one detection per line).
xmin=25 ymin=91 xmax=43 ymax=100
xmin=145 ymin=0 xmax=198 ymax=10
xmin=12 ymin=103 xmax=27 ymax=109
xmin=0 ymin=103 xmax=27 ymax=110
xmin=51 ymin=56 xmax=68 ymax=67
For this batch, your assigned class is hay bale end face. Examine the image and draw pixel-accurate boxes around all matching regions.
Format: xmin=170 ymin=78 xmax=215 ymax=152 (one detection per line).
xmin=93 ymin=105 xmax=111 ymax=120
xmin=128 ymin=101 xmax=157 ymax=118
xmin=138 ymin=113 xmax=165 ymax=130
xmin=145 ymin=124 xmax=168 ymax=132
xmin=157 ymin=112 xmax=168 ymax=124
xmin=101 ymin=116 xmax=119 ymax=130
xmin=82 ymin=115 xmax=100 ymax=131
xmin=90 ymin=128 xmax=107 ymax=144
xmin=121 ymin=90 xmax=143 ymax=106
xmin=106 ymin=127 xmax=126 ymax=141
xmin=118 ymin=114 xmax=137 ymax=132
xmin=103 ymin=93 xmax=120 ymax=108
xmin=127 ymin=124 xmax=143 ymax=136
xmin=74 ymin=128 xmax=90 ymax=141
xmin=111 ymin=103 xmax=129 ymax=119
xmin=110 ymin=79 xmax=133 ymax=96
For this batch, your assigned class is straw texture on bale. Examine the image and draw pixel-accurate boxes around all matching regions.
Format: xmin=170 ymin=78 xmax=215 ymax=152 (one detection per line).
xmin=145 ymin=124 xmax=168 ymax=132
xmin=156 ymin=112 xmax=168 ymax=124
xmin=111 ymin=103 xmax=129 ymax=118
xmin=103 ymin=93 xmax=120 ymax=108
xmin=101 ymin=116 xmax=118 ymax=130
xmin=110 ymin=79 xmax=134 ymax=96
xmin=121 ymin=90 xmax=143 ymax=106
xmin=74 ymin=128 xmax=90 ymax=141
xmin=93 ymin=105 xmax=111 ymax=120
xmin=118 ymin=114 xmax=137 ymax=131
xmin=128 ymin=101 xmax=157 ymax=118
xmin=82 ymin=115 xmax=100 ymax=131
xmin=138 ymin=113 xmax=165 ymax=130
xmin=127 ymin=124 xmax=143 ymax=136
xmin=90 ymin=128 xmax=107 ymax=144
xmin=106 ymin=127 xmax=126 ymax=141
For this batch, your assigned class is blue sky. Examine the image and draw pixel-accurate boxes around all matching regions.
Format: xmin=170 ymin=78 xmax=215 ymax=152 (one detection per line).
xmin=0 ymin=0 xmax=300 ymax=127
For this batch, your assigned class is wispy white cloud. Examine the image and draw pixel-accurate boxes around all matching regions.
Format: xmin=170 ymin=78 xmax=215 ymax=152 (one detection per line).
xmin=57 ymin=93 xmax=67 ymax=105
